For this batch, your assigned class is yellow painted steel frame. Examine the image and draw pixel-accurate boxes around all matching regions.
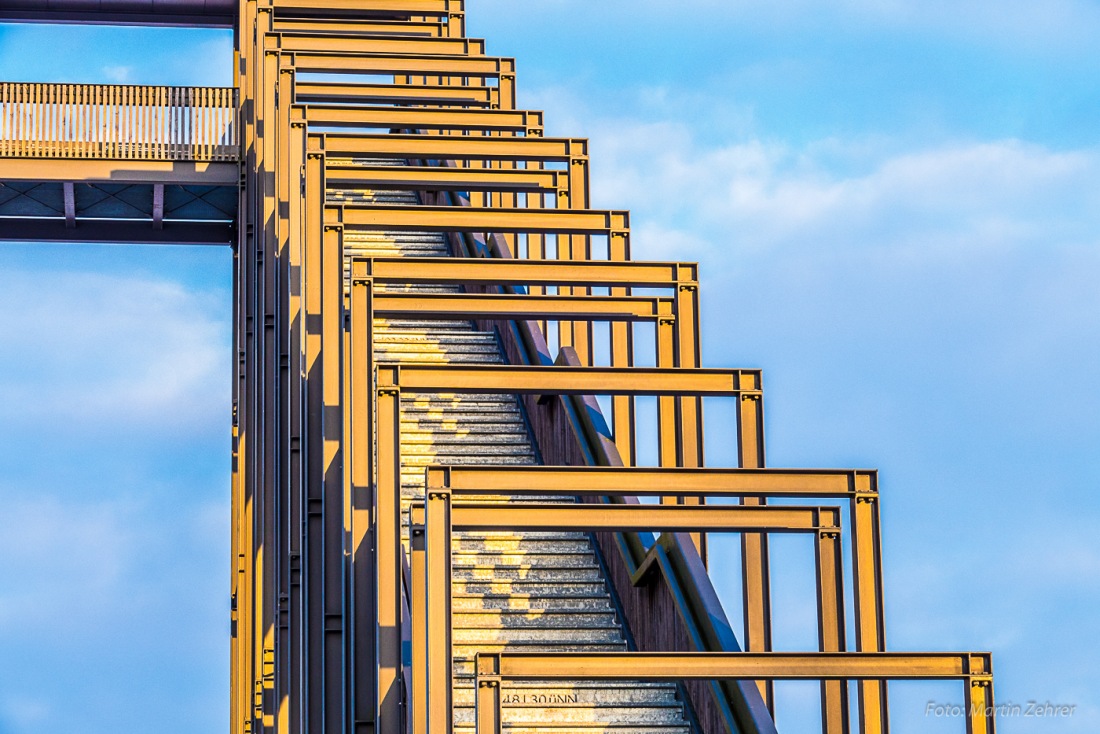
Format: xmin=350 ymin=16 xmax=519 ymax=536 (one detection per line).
xmin=474 ymin=652 xmax=995 ymax=734
xmin=429 ymin=465 xmax=888 ymax=732
xmin=270 ymin=49 xmax=516 ymax=108
xmin=216 ymin=2 xmax=995 ymax=734
xmin=347 ymin=257 xmax=712 ymax=717
xmin=409 ymin=494 xmax=848 ymax=734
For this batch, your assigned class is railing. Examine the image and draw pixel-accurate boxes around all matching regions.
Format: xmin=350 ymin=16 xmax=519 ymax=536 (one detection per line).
xmin=0 ymin=83 xmax=238 ymax=161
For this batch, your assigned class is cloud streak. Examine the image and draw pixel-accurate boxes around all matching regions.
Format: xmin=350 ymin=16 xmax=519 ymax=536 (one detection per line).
xmin=574 ymin=112 xmax=1100 ymax=265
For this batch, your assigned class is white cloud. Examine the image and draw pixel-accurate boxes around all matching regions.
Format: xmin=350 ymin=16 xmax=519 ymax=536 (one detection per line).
xmin=0 ymin=269 xmax=229 ymax=435
xmin=570 ymin=109 xmax=1100 ymax=266
xmin=101 ymin=65 xmax=133 ymax=83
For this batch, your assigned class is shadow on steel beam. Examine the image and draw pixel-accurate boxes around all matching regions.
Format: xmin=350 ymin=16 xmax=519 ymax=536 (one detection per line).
xmin=0 ymin=159 xmax=240 ymax=186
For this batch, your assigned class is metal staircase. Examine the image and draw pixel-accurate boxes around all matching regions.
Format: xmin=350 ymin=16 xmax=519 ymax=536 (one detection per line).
xmin=339 ymin=185 xmax=693 ymax=733
xmin=0 ymin=1 xmax=1000 ymax=733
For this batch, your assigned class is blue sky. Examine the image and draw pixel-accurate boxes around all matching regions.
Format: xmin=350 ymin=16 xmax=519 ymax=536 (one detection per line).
xmin=1 ymin=2 xmax=1098 ymax=732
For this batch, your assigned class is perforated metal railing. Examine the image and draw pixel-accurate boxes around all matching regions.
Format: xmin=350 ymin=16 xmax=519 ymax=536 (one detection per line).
xmin=0 ymin=82 xmax=238 ymax=161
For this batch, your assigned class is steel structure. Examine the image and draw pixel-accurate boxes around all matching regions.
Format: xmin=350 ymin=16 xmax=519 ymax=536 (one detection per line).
xmin=0 ymin=2 xmax=997 ymax=733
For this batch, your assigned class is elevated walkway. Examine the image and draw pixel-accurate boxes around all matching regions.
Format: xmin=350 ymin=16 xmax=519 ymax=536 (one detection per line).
xmin=0 ymin=82 xmax=238 ymax=244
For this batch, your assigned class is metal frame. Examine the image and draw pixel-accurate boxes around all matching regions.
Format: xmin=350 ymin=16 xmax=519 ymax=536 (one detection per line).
xmin=295 ymin=81 xmax=500 ymax=107
xmin=409 ymin=491 xmax=849 ymax=734
xmin=0 ymin=2 xmax=995 ymax=733
xmin=429 ymin=465 xmax=889 ymax=731
xmin=474 ymin=652 xmax=995 ymax=734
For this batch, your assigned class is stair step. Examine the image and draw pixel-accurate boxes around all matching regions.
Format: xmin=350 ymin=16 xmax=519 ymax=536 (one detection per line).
xmin=454 ymin=583 xmax=613 ymax=597
xmin=453 ymin=641 xmax=628 ymax=656
xmin=404 ymin=453 xmax=541 ymax=464
xmin=452 ymin=611 xmax=619 ymax=629
xmin=452 ymin=597 xmax=614 ymax=612
xmin=452 ymin=707 xmax=690 ymax=726
xmin=402 ymin=432 xmax=533 ymax=446
xmin=360 ymin=234 xmax=692 ymax=733
xmin=453 ymin=554 xmax=599 ymax=569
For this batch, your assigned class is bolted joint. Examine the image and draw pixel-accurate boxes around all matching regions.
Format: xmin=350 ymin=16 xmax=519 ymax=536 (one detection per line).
xmin=479 ymin=680 xmax=499 ymax=688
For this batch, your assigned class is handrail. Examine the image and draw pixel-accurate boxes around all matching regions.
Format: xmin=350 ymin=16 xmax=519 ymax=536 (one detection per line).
xmin=555 ymin=347 xmax=776 ymax=734
xmin=0 ymin=82 xmax=238 ymax=161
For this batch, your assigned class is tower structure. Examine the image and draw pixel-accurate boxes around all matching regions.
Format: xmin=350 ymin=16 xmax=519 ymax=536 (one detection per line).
xmin=0 ymin=2 xmax=997 ymax=733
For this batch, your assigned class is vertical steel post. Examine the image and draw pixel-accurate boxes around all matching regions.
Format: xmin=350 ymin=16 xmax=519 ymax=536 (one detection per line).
xmin=608 ymin=223 xmax=635 ymax=465
xmin=284 ymin=98 xmax=307 ymax=734
xmin=737 ymin=370 xmax=773 ymax=711
xmin=375 ymin=365 xmax=404 ymax=734
xmin=476 ymin=654 xmax=503 ymax=734
xmin=257 ymin=8 xmax=278 ymax=731
xmin=852 ymin=472 xmax=889 ymax=734
xmin=656 ymin=311 xmax=678 ymax=472
xmin=410 ymin=524 xmax=427 ymax=734
xmin=815 ymin=510 xmax=849 ymax=734
xmin=348 ymin=260 xmax=377 ymax=733
xmin=964 ymin=655 xmax=996 ymax=734
xmin=674 ymin=269 xmax=706 ymax=561
xmin=274 ymin=59 xmax=296 ymax=734
xmin=321 ymin=215 xmax=346 ymax=732
xmin=302 ymin=135 xmax=329 ymax=734
xmin=425 ymin=487 xmax=454 ymax=734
